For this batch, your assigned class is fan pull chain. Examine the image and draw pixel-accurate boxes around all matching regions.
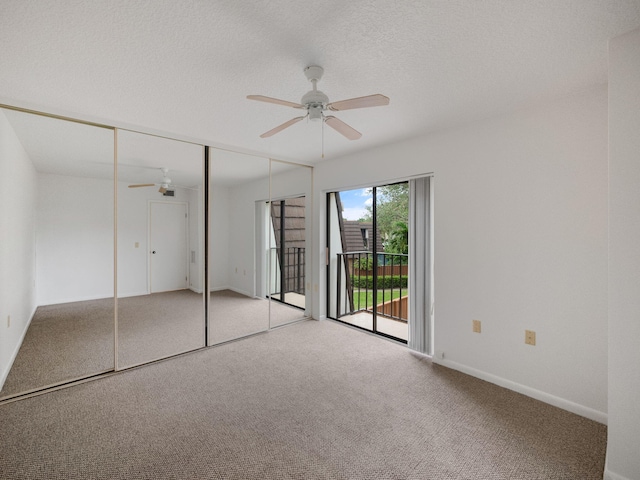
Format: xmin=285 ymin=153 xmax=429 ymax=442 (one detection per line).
xmin=321 ymin=116 xmax=325 ymax=159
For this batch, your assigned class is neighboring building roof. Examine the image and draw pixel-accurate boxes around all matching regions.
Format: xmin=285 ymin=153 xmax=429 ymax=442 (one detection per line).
xmin=342 ymin=220 xmax=384 ymax=253
xmin=271 ymin=197 xmax=306 ymax=250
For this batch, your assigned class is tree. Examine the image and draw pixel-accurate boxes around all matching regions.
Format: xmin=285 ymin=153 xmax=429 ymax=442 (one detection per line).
xmin=357 ymin=183 xmax=409 ymax=249
xmin=386 ymin=221 xmax=408 ymax=254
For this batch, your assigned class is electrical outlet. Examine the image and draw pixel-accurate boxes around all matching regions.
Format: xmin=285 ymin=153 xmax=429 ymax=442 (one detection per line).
xmin=472 ymin=319 xmax=481 ymax=333
xmin=525 ymin=330 xmax=536 ymax=346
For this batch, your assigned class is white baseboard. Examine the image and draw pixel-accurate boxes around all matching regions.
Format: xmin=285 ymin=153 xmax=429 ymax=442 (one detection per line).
xmin=116 ymin=291 xmax=149 ymax=299
xmin=38 ymin=293 xmax=115 ymax=305
xmin=433 ymin=357 xmax=608 ymax=424
xmin=228 ymin=287 xmax=254 ymax=298
xmin=209 ymin=285 xmax=257 ymax=298
xmin=604 ymin=468 xmax=632 ymax=480
xmin=209 ymin=285 xmax=230 ymax=293
xmin=0 ymin=305 xmax=36 ymax=392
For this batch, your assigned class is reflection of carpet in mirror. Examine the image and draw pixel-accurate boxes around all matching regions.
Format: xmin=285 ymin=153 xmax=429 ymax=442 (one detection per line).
xmin=2 ymin=289 xmax=307 ymax=400
xmin=208 ymin=289 xmax=306 ymax=345
xmin=118 ymin=289 xmax=205 ymax=368
xmin=1 ymin=297 xmax=115 ymax=399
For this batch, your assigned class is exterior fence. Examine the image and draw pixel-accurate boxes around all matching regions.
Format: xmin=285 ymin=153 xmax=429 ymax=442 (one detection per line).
xmin=336 ymin=251 xmax=408 ymax=322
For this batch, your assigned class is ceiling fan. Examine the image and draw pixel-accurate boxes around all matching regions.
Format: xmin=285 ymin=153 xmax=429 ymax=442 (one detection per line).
xmin=247 ymin=65 xmax=389 ymax=140
xmin=128 ymin=168 xmax=174 ymax=194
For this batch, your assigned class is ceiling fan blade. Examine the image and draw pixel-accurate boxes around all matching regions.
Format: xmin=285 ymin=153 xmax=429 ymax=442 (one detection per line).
xmin=171 ymin=184 xmax=199 ymax=191
xmin=260 ymin=116 xmax=306 ymax=138
xmin=247 ymin=95 xmax=304 ymax=109
xmin=128 ymin=183 xmax=155 ymax=188
xmin=327 ymin=94 xmax=390 ymax=111
xmin=324 ymin=116 xmax=362 ymax=140
xmin=158 ymin=186 xmax=167 ymax=194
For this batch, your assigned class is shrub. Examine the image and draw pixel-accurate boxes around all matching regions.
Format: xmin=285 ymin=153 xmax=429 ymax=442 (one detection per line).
xmin=351 ymin=275 xmax=407 ymax=289
xmin=352 ymin=256 xmax=374 ymax=270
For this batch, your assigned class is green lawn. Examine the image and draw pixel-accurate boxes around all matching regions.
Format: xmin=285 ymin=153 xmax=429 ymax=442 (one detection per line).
xmin=352 ymin=288 xmax=407 ymax=310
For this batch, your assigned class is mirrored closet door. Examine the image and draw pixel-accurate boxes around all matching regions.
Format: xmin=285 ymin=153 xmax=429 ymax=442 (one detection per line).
xmin=116 ymin=130 xmax=205 ymax=368
xmin=208 ymin=148 xmax=270 ymax=344
xmin=0 ymin=108 xmax=115 ymax=399
xmin=268 ymin=159 xmax=313 ymax=328
xmin=0 ymin=106 xmax=314 ymax=402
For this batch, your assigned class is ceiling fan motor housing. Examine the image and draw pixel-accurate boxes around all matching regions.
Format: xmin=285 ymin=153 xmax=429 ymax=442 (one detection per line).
xmin=302 ymin=65 xmax=328 ymax=121
xmin=301 ymin=90 xmax=329 ymax=121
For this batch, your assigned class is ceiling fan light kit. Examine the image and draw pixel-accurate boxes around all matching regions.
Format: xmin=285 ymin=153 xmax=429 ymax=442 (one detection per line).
xmin=247 ymin=65 xmax=389 ymax=141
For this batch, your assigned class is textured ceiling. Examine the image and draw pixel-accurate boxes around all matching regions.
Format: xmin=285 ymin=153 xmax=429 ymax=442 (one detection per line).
xmin=1 ymin=0 xmax=640 ymax=163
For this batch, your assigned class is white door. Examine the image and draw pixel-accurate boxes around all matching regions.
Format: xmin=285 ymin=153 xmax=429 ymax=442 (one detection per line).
xmin=150 ymin=202 xmax=188 ymax=293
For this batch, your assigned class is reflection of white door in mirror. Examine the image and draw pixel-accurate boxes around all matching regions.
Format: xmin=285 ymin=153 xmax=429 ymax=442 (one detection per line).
xmin=149 ymin=202 xmax=188 ymax=293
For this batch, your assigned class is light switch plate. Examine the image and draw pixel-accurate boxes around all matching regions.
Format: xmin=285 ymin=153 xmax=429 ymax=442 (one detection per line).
xmin=525 ymin=330 xmax=536 ymax=345
xmin=473 ymin=319 xmax=481 ymax=333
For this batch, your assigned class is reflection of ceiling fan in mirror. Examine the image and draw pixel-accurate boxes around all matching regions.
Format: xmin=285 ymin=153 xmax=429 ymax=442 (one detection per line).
xmin=247 ymin=65 xmax=389 ymax=140
xmin=128 ymin=168 xmax=177 ymax=195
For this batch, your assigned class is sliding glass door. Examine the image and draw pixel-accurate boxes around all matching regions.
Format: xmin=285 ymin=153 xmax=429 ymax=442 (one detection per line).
xmin=327 ymin=181 xmax=415 ymax=344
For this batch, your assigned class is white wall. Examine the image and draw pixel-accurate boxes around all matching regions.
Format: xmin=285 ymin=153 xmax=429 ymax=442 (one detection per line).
xmin=606 ymin=27 xmax=640 ymax=480
xmin=36 ymin=173 xmax=113 ymax=305
xmin=0 ymin=110 xmax=38 ymax=389
xmin=313 ymin=86 xmax=609 ymax=422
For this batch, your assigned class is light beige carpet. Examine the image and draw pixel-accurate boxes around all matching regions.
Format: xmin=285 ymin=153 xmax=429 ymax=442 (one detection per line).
xmin=209 ymin=289 xmax=305 ymax=344
xmin=0 ymin=320 xmax=606 ymax=479
xmin=0 ymin=298 xmax=115 ymax=399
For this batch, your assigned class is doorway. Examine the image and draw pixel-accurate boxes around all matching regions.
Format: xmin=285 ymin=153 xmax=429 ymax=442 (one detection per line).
xmin=149 ymin=201 xmax=188 ymax=293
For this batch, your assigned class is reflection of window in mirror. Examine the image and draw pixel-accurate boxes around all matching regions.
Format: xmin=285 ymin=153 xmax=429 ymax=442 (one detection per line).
xmin=208 ymin=148 xmax=271 ymax=345
xmin=268 ymin=160 xmax=313 ymax=328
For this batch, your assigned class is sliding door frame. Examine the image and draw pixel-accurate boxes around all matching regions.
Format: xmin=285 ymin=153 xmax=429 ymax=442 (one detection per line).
xmin=325 ymin=175 xmax=433 ymax=351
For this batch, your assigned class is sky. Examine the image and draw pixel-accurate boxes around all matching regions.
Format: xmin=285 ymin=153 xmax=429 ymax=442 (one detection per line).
xmin=339 ymin=188 xmax=372 ymax=221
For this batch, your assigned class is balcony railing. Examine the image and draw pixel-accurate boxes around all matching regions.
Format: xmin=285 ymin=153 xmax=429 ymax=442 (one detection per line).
xmin=336 ymin=251 xmax=408 ymax=322
xmin=270 ymin=246 xmax=306 ymax=296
